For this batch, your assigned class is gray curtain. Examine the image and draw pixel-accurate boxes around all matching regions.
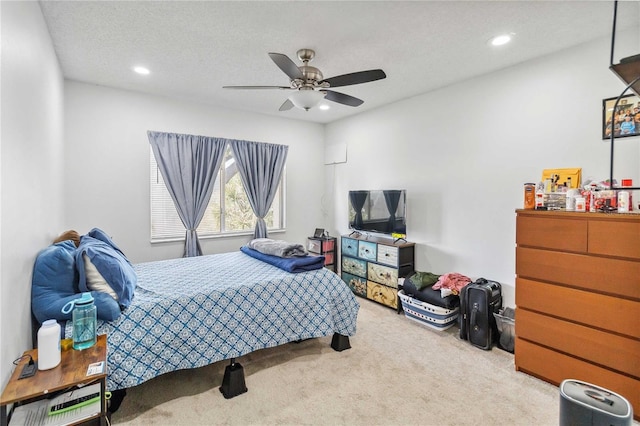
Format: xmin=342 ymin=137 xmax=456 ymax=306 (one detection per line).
xmin=148 ymin=131 xmax=227 ymax=257
xmin=383 ymin=190 xmax=402 ymax=233
xmin=229 ymin=139 xmax=288 ymax=238
xmin=349 ymin=191 xmax=369 ymax=230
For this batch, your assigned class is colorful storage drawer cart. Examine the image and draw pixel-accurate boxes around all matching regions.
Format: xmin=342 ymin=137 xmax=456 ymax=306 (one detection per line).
xmin=307 ymin=236 xmax=337 ymax=272
xmin=398 ymin=290 xmax=459 ymax=331
xmin=341 ymin=234 xmax=415 ymax=310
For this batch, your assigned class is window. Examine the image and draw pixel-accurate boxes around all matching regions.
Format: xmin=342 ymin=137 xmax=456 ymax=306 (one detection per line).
xmin=150 ymin=145 xmax=285 ymax=240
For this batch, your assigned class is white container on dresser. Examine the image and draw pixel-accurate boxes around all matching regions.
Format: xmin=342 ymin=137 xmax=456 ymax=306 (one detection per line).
xmin=341 ymin=234 xmax=415 ymax=311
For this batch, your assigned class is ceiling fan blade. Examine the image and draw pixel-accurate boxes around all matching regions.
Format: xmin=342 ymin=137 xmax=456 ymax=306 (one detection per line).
xmin=279 ymin=99 xmax=294 ymax=111
xmin=223 ymin=85 xmax=291 ymax=90
xmin=268 ymin=53 xmax=304 ymax=80
xmin=323 ymin=90 xmax=364 ymax=107
xmin=320 ymin=69 xmax=386 ymax=88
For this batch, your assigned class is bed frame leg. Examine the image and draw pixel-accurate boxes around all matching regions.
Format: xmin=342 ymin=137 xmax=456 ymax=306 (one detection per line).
xmin=108 ymin=389 xmax=127 ymax=414
xmin=219 ymin=358 xmax=248 ymax=399
xmin=331 ymin=333 xmax=351 ymax=352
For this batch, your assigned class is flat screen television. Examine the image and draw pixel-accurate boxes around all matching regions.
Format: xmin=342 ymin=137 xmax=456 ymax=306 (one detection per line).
xmin=348 ymin=190 xmax=406 ymax=237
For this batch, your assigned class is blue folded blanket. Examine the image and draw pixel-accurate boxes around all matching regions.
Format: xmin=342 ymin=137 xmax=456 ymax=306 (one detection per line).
xmin=240 ymin=246 xmax=325 ymax=273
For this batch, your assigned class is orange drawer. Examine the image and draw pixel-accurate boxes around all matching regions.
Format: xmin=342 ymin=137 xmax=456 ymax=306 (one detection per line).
xmin=515 ymin=338 xmax=640 ymax=421
xmin=589 ymin=219 xmax=640 ymax=260
xmin=516 ymin=215 xmax=587 ymax=252
xmin=516 ymin=309 xmax=640 ymax=378
xmin=516 ymin=278 xmax=640 ymax=339
xmin=516 ymin=247 xmax=640 ymax=300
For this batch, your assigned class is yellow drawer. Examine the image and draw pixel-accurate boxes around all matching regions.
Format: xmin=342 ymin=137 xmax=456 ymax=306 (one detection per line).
xmin=366 ymin=282 xmax=398 ymax=309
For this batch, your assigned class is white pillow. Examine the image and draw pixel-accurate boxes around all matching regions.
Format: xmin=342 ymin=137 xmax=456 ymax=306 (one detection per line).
xmin=83 ymin=254 xmax=119 ymax=301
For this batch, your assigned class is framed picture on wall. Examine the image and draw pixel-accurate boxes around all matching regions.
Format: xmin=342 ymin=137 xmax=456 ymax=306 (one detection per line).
xmin=602 ymin=94 xmax=640 ymax=140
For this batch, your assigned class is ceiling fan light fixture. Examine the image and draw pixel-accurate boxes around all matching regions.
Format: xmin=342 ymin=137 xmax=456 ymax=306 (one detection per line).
xmin=289 ymin=90 xmax=326 ymax=111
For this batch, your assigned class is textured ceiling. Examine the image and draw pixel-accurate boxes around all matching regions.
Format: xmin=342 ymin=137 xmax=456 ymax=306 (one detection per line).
xmin=39 ymin=1 xmax=639 ymax=124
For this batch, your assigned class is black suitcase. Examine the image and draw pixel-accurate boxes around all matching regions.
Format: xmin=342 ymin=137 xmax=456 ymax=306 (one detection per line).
xmin=459 ymin=278 xmax=502 ymax=350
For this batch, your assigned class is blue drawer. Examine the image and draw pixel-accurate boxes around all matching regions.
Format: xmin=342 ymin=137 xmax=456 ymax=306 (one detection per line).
xmin=358 ymin=241 xmax=377 ymax=261
xmin=341 ymin=237 xmax=358 ymax=257
xmin=342 ymin=272 xmax=367 ymax=297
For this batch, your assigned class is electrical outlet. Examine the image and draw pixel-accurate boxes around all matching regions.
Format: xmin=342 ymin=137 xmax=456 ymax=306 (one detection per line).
xmin=18 ymin=362 xmax=37 ymax=379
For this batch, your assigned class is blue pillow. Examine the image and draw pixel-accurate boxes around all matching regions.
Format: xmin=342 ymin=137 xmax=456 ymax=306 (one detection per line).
xmin=76 ymin=235 xmax=137 ymax=309
xmin=32 ymin=240 xmax=77 ymax=296
xmin=31 ymin=241 xmax=121 ymax=323
xmin=87 ymin=228 xmax=130 ymax=264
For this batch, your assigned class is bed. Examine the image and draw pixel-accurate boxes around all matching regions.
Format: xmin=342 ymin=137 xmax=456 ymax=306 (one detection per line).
xmin=60 ymin=250 xmax=359 ymax=393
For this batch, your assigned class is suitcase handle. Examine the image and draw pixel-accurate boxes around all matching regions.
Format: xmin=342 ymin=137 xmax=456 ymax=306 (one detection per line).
xmin=471 ymin=302 xmax=479 ymax=330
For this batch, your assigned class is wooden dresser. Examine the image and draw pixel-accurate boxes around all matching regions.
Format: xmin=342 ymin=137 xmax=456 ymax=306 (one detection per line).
xmin=515 ymin=209 xmax=640 ymax=421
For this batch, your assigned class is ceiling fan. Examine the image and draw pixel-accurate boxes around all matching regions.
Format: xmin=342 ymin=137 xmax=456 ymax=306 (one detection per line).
xmin=223 ymin=48 xmax=386 ymax=111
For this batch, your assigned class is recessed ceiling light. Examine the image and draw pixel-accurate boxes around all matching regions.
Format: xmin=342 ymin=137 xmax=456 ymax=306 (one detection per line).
xmin=489 ymin=33 xmax=514 ymax=47
xmin=319 ymin=104 xmax=330 ymax=111
xmin=133 ymin=66 xmax=150 ymax=75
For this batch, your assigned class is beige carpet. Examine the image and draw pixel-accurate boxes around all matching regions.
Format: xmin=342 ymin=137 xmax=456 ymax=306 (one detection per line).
xmin=112 ymin=298 xmax=560 ymax=426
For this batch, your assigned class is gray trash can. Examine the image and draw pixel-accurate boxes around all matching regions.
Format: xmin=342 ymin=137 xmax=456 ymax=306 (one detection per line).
xmin=559 ymin=379 xmax=633 ymax=426
xmin=492 ymin=307 xmax=515 ymax=353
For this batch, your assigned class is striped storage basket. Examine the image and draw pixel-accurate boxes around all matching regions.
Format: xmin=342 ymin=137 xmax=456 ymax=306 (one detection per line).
xmin=398 ymin=290 xmax=459 ymax=331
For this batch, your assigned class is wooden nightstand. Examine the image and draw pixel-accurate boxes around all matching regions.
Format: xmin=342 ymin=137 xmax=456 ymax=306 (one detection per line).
xmin=0 ymin=334 xmax=107 ymax=426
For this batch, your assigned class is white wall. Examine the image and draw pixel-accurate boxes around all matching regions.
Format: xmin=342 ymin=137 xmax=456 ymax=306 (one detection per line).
xmin=63 ymin=82 xmax=326 ymax=263
xmin=0 ymin=2 xmax=64 ymax=387
xmin=325 ymin=33 xmax=640 ymax=308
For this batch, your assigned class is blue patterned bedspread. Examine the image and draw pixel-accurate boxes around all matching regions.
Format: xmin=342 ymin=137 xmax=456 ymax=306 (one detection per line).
xmin=65 ymin=251 xmax=359 ymax=391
